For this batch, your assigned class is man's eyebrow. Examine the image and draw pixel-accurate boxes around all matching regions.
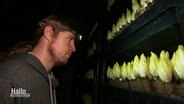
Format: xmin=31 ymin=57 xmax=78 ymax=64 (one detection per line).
xmin=69 ymin=33 xmax=75 ymax=39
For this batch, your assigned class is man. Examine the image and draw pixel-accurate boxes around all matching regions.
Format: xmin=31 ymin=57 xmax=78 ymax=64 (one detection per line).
xmin=0 ymin=15 xmax=77 ymax=104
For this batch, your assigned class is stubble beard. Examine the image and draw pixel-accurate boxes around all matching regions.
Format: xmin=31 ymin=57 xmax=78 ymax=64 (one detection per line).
xmin=48 ymin=44 xmax=68 ymax=67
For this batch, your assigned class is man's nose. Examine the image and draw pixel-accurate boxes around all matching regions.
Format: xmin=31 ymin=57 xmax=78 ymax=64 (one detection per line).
xmin=70 ymin=42 xmax=76 ymax=52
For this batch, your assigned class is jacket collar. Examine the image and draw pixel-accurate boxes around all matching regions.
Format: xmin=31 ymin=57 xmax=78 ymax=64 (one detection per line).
xmin=12 ymin=53 xmax=49 ymax=81
xmin=11 ymin=53 xmax=59 ymax=88
xmin=26 ymin=53 xmax=59 ymax=88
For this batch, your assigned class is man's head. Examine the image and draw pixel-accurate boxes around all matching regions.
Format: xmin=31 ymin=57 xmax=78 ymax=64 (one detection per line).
xmin=34 ymin=15 xmax=77 ymax=66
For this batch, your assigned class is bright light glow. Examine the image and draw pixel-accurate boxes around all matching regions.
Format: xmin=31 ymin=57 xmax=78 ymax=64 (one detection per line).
xmin=79 ymin=35 xmax=82 ymax=40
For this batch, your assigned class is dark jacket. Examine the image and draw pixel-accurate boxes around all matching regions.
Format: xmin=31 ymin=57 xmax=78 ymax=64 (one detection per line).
xmin=0 ymin=53 xmax=57 ymax=104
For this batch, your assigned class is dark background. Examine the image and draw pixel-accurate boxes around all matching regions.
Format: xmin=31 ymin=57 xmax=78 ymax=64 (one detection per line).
xmin=1 ymin=0 xmax=106 ymax=51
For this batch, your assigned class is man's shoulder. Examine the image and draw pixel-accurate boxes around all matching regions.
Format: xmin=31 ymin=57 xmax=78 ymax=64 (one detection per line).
xmin=0 ymin=53 xmax=48 ymax=86
xmin=0 ymin=53 xmax=34 ymax=80
xmin=0 ymin=53 xmax=30 ymax=65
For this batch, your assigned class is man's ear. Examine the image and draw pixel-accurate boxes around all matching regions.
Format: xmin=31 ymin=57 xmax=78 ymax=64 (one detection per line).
xmin=43 ymin=26 xmax=53 ymax=41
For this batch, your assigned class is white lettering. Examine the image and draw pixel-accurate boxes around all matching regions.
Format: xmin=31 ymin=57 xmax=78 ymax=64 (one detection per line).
xmin=11 ymin=88 xmax=16 ymax=94
xmin=10 ymin=88 xmax=30 ymax=97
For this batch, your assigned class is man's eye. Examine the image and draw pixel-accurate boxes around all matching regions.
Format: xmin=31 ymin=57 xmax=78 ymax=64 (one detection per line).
xmin=67 ymin=37 xmax=73 ymax=41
